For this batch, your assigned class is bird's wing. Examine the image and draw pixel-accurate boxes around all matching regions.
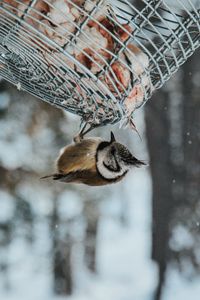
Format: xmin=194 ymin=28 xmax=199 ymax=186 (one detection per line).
xmin=57 ymin=138 xmax=102 ymax=174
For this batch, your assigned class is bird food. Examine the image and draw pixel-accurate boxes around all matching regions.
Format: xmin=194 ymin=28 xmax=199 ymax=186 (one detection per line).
xmin=0 ymin=0 xmax=199 ymax=127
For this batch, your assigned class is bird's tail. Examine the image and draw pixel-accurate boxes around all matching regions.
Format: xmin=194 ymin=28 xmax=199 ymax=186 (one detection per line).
xmin=40 ymin=173 xmax=64 ymax=180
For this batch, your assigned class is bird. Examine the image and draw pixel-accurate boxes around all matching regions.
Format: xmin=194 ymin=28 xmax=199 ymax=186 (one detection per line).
xmin=41 ymin=131 xmax=145 ymax=186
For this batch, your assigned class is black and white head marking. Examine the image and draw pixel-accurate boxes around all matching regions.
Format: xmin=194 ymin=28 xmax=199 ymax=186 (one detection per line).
xmin=96 ymin=141 xmax=130 ymax=180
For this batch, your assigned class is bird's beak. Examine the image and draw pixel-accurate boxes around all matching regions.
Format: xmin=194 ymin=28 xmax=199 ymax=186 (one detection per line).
xmin=110 ymin=131 xmax=116 ymax=143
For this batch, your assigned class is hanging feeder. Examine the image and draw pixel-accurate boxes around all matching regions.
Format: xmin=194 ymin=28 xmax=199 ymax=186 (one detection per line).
xmin=0 ymin=0 xmax=199 ymax=128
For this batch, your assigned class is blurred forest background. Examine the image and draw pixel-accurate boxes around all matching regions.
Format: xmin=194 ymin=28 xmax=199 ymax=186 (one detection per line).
xmin=0 ymin=1 xmax=200 ymax=299
xmin=0 ymin=48 xmax=199 ymax=300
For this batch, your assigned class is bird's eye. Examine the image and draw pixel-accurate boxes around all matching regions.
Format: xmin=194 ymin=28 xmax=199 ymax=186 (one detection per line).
xmin=110 ymin=147 xmax=116 ymax=156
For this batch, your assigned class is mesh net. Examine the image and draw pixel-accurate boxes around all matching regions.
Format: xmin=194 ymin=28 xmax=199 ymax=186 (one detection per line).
xmin=0 ymin=0 xmax=199 ymax=127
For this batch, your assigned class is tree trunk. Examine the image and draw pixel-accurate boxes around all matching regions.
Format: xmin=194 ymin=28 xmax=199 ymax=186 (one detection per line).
xmin=84 ymin=200 xmax=99 ymax=273
xmin=182 ymin=50 xmax=200 ymax=207
xmin=145 ymin=88 xmax=174 ymax=300
xmin=145 ymin=48 xmax=200 ymax=299
xmin=51 ymin=199 xmax=73 ymax=295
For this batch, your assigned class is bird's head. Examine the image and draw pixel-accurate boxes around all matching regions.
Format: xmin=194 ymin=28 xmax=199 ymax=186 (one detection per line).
xmin=96 ymin=132 xmax=145 ymax=181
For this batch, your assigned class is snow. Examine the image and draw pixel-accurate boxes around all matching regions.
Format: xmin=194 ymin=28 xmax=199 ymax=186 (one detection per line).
xmin=58 ymin=191 xmax=83 ymax=219
xmin=0 ymin=92 xmax=10 ymax=109
xmin=169 ymin=225 xmax=194 ymax=251
xmin=0 ymin=106 xmax=157 ymax=300
xmin=0 ymin=191 xmax=15 ymax=222
xmin=163 ymin=268 xmax=200 ymax=300
xmin=0 ymin=133 xmax=33 ymax=169
xmin=16 ymin=182 xmax=54 ymax=216
xmin=0 ymin=96 xmax=199 ymax=300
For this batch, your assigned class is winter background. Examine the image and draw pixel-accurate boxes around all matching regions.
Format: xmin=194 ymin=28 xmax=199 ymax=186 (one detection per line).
xmin=0 ymin=1 xmax=200 ymax=300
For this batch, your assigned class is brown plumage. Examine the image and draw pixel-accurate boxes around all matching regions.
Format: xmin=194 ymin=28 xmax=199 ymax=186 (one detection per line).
xmin=41 ymin=132 xmax=145 ymax=186
xmin=57 ymin=138 xmax=116 ymax=186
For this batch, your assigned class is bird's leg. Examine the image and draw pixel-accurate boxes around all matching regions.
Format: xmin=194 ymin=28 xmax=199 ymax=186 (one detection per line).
xmin=73 ymin=123 xmax=87 ymax=143
xmin=73 ymin=123 xmax=95 ymax=143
